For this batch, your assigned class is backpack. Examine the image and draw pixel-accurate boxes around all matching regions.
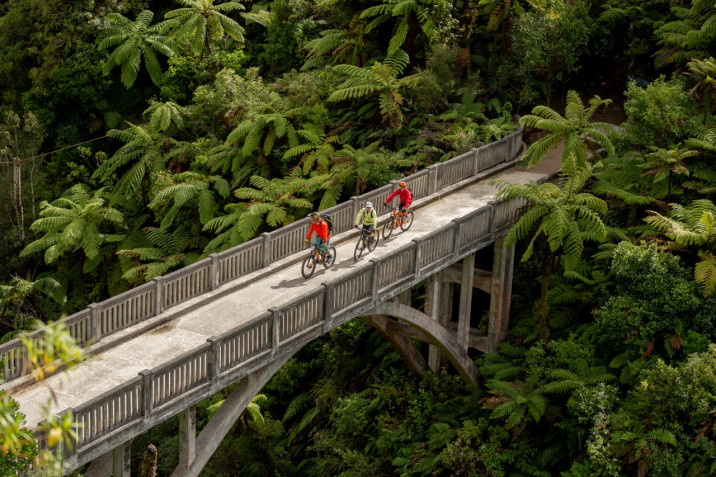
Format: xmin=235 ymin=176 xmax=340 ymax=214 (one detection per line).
xmin=320 ymin=213 xmax=334 ymax=234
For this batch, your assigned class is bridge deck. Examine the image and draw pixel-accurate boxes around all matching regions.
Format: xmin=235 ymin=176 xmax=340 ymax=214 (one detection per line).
xmin=13 ymin=167 xmax=551 ymax=426
xmin=10 ymin=157 xmax=560 ymax=434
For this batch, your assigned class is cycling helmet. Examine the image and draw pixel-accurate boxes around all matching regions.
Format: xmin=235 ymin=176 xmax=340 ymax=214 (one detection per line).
xmin=311 ymin=212 xmax=320 ymax=219
xmin=365 ymin=201 xmax=373 ymax=208
xmin=399 ymin=181 xmax=407 ymax=187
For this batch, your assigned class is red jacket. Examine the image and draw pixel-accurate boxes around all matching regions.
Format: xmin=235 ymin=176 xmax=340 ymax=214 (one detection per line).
xmin=386 ymin=187 xmax=412 ymax=208
xmin=306 ymin=219 xmax=330 ymax=241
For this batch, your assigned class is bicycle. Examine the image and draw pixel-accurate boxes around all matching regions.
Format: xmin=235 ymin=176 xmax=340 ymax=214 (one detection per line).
xmin=353 ymin=226 xmax=379 ymax=261
xmin=301 ymin=242 xmax=337 ymax=279
xmin=382 ymin=206 xmax=414 ymax=239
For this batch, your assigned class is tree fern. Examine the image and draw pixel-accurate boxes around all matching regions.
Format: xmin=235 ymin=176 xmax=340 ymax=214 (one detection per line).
xmin=149 ymin=171 xmax=229 ymax=229
xmin=519 ymin=91 xmax=615 ymax=173
xmin=162 ymin=0 xmax=245 ymax=57
xmin=360 ymin=0 xmax=437 ymax=55
xmin=329 ymin=50 xmax=424 ymax=129
xmin=93 ymin=123 xmax=170 ymax=204
xmin=655 ymin=0 xmax=716 ymax=67
xmin=645 ymin=199 xmax=716 ymax=295
xmin=117 ymin=226 xmax=197 ymax=284
xmin=225 ymin=94 xmax=308 ymax=162
xmin=20 ymin=185 xmax=124 ymax=272
xmin=98 ymin=10 xmax=173 ymax=88
xmin=143 ymin=101 xmax=186 ymax=132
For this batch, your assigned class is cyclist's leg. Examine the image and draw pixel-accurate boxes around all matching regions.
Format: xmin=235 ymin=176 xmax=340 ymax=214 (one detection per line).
xmin=324 ymin=237 xmax=331 ymax=255
xmin=316 ymin=237 xmax=325 ymax=252
xmin=366 ymin=224 xmax=374 ymax=238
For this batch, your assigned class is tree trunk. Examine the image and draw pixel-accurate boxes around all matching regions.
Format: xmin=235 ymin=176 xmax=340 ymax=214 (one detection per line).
xmin=140 ymin=443 xmax=158 ymax=477
xmin=12 ymin=157 xmax=24 ymax=241
xmin=536 ymin=251 xmax=554 ymax=341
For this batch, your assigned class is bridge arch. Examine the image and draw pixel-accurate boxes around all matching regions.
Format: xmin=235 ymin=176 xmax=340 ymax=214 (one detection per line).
xmin=370 ymin=301 xmax=478 ymax=386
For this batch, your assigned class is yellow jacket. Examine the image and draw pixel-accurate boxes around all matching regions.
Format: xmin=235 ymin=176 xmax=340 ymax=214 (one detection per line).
xmin=355 ymin=208 xmax=377 ymax=226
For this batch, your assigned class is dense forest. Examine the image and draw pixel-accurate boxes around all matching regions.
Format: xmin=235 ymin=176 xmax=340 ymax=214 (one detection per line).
xmin=1 ymin=0 xmax=716 ymax=475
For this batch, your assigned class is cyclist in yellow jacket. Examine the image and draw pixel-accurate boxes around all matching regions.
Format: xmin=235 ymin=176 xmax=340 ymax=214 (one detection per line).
xmin=354 ymin=201 xmax=377 ymax=238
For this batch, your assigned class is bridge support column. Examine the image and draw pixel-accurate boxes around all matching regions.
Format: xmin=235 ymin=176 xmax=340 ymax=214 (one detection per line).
xmin=83 ymin=440 xmax=132 ymax=477
xmin=170 ymin=352 xmax=295 ymax=477
xmin=488 ymin=237 xmax=515 ymax=352
xmin=113 ymin=440 xmax=131 ymax=477
xmin=425 ymin=274 xmax=447 ymax=373
xmin=457 ymin=254 xmax=475 ymax=351
xmin=178 ymin=406 xmax=196 ymax=472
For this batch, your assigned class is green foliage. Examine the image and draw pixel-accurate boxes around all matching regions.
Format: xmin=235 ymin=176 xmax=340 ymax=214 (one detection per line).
xmin=162 ymin=0 xmax=245 ymax=57
xmin=243 ymin=0 xmax=315 ymax=76
xmin=149 ymin=171 xmax=229 ymax=229
xmin=593 ymin=242 xmax=709 ymax=360
xmin=2 ymin=1 xmax=716 ymax=476
xmin=493 ymin=160 xmax=607 ymax=272
xmin=202 ymin=169 xmax=322 ymax=253
xmin=143 ymin=100 xmax=186 ymax=132
xmin=360 ymin=0 xmax=439 ymax=55
xmin=598 ymin=0 xmax=671 ymax=63
xmin=98 ymin=10 xmax=174 ymax=88
xmin=511 ymin=0 xmax=598 ymax=106
xmin=493 ymin=164 xmax=609 ymax=341
xmin=93 ymin=123 xmax=171 ymax=204
xmin=0 ymin=321 xmax=83 ymax=474
xmin=519 ymin=91 xmax=615 ymax=173
xmin=0 ymin=276 xmax=65 ymax=334
xmin=481 ymin=0 xmax=546 ymax=35
xmin=617 ymin=76 xmax=704 ymax=150
xmin=685 ymin=57 xmax=716 ymax=114
xmin=329 ymin=49 xmax=424 ymax=129
xmin=0 ymin=392 xmax=36 ymax=475
xmin=20 ymin=185 xmax=124 ymax=272
xmin=655 ymin=0 xmax=716 ymax=68
xmin=645 ymin=199 xmax=716 ymax=296
xmin=117 ymin=226 xmax=199 ymax=284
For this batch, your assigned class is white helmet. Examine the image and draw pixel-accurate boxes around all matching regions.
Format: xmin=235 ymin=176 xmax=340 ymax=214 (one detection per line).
xmin=365 ymin=201 xmax=373 ymax=208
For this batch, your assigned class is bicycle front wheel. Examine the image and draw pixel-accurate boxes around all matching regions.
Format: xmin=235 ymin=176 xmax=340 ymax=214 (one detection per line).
xmin=301 ymin=253 xmax=316 ymax=279
xmin=323 ymin=246 xmax=337 ymax=268
xmin=400 ymin=210 xmax=414 ymax=232
xmin=354 ymin=237 xmax=365 ymax=261
xmin=382 ymin=219 xmax=394 ymax=239
xmin=367 ymin=232 xmax=379 ymax=252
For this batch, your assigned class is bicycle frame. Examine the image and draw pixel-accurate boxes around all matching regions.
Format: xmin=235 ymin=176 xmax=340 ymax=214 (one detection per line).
xmin=390 ymin=207 xmax=405 ymax=226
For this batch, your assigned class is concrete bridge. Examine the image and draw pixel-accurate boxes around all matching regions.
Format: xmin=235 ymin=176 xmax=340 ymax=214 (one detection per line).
xmin=2 ymin=126 xmax=560 ymax=475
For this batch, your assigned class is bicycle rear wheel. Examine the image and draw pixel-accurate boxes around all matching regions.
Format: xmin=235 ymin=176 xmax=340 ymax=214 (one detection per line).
xmin=323 ymin=246 xmax=337 ymax=268
xmin=382 ymin=218 xmax=394 ymax=239
xmin=354 ymin=236 xmax=365 ymax=261
xmin=301 ymin=253 xmax=316 ymax=279
xmin=367 ymin=232 xmax=379 ymax=252
xmin=400 ymin=210 xmax=414 ymax=232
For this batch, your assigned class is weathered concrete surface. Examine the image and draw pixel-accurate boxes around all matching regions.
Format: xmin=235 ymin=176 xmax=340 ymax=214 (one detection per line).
xmin=10 ymin=162 xmax=553 ymax=430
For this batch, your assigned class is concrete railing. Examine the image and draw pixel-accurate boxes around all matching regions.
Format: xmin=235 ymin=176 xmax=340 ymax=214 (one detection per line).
xmin=0 ymin=126 xmax=523 ymax=386
xmin=58 ymin=194 xmax=527 ymax=470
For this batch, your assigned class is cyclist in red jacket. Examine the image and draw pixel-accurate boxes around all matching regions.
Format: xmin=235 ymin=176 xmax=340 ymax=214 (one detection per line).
xmin=304 ymin=212 xmax=331 ymax=257
xmin=384 ymin=181 xmax=412 ymax=217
